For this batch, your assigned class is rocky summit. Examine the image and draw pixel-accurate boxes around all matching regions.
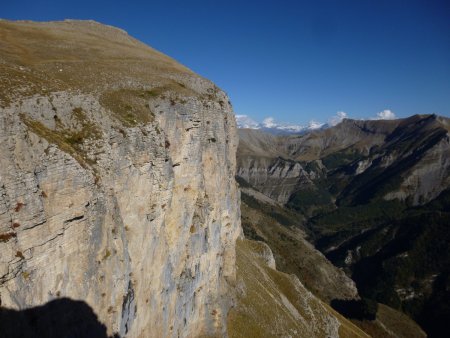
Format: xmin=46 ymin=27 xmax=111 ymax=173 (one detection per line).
xmin=0 ymin=20 xmax=370 ymax=338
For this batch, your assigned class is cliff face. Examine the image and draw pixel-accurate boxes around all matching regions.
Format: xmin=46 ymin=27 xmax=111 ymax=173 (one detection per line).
xmin=0 ymin=20 xmax=241 ymax=337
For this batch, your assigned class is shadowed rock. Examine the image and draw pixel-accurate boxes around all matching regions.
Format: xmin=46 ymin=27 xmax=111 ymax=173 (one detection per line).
xmin=0 ymin=298 xmax=118 ymax=338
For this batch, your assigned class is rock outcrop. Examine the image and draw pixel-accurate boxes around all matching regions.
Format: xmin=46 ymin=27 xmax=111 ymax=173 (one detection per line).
xmin=0 ymin=20 xmax=241 ymax=337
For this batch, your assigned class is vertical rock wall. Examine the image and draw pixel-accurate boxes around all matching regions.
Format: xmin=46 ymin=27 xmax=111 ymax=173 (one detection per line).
xmin=0 ymin=87 xmax=241 ymax=337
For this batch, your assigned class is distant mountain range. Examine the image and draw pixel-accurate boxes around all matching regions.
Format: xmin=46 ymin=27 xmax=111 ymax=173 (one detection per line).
xmin=236 ymin=110 xmax=400 ymax=135
xmin=236 ymin=114 xmax=327 ymax=134
xmin=236 ymin=114 xmax=450 ymax=338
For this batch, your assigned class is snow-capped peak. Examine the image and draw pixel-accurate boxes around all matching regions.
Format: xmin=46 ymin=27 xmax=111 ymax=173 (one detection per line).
xmin=235 ymin=115 xmax=325 ymax=134
xmin=235 ymin=115 xmax=260 ymax=129
xmin=308 ymin=120 xmax=326 ymax=130
xmin=236 ymin=109 xmax=398 ymax=134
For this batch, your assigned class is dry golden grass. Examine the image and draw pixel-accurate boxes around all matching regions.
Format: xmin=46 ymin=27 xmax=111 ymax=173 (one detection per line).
xmin=99 ymin=88 xmax=156 ymax=127
xmin=239 ymin=195 xmax=362 ymax=303
xmin=0 ymin=19 xmax=197 ymax=105
xmin=0 ymin=20 xmax=190 ymax=71
xmin=99 ymin=82 xmax=195 ymax=127
xmin=227 ymin=239 xmax=370 ymax=338
xmin=228 ymin=239 xmax=299 ymax=338
xmin=20 ymin=110 xmax=100 ymax=169
xmin=350 ymin=303 xmax=426 ymax=338
xmin=0 ymin=62 xmax=67 ymax=107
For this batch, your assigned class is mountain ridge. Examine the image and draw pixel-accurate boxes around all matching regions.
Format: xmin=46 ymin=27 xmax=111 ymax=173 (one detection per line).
xmin=237 ymin=114 xmax=450 ymax=337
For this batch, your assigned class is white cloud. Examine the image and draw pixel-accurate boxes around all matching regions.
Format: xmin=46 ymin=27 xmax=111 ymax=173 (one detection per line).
xmin=237 ymin=112 xmax=344 ymax=133
xmin=328 ymin=111 xmax=347 ymax=126
xmin=262 ymin=117 xmax=277 ymax=128
xmin=238 ymin=115 xmax=307 ymax=133
xmin=373 ymin=109 xmax=396 ymax=120
xmin=277 ymin=123 xmax=306 ymax=132
xmin=235 ymin=115 xmax=260 ymax=129
xmin=262 ymin=117 xmax=307 ymax=132
xmin=237 ymin=109 xmax=398 ymax=133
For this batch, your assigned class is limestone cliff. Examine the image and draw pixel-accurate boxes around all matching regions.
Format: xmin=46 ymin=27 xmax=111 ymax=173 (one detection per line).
xmin=0 ymin=20 xmax=241 ymax=337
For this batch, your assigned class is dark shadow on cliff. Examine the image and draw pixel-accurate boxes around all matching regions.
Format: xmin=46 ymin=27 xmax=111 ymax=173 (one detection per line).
xmin=330 ymin=298 xmax=378 ymax=321
xmin=0 ymin=298 xmax=119 ymax=338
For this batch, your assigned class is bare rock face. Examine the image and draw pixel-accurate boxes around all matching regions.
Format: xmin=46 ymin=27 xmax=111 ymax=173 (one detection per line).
xmin=0 ymin=20 xmax=241 ymax=337
xmin=237 ymin=156 xmax=315 ymax=204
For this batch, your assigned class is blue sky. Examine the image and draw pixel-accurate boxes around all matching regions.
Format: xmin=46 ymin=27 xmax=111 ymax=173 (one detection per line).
xmin=3 ymin=0 xmax=450 ymax=126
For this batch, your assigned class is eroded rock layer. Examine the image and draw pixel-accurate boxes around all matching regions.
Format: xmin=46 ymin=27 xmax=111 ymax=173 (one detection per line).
xmin=0 ymin=20 xmax=241 ymax=337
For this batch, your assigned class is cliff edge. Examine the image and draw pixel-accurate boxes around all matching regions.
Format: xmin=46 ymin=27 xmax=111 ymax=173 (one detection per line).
xmin=0 ymin=19 xmax=241 ymax=337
